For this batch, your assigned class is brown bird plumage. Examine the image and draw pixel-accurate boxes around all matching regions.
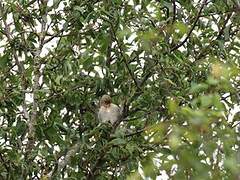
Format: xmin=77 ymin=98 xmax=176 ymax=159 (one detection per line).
xmin=98 ymin=95 xmax=121 ymax=125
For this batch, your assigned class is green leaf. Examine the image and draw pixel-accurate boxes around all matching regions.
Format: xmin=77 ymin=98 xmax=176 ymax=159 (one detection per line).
xmin=55 ymin=75 xmax=63 ymax=85
xmin=16 ymin=120 xmax=27 ymax=136
xmin=110 ymin=138 xmax=126 ymax=145
xmin=117 ymin=27 xmax=132 ymax=39
xmin=126 ymin=143 xmax=137 ymax=155
xmin=200 ymin=95 xmax=212 ymax=108
xmin=44 ymin=126 xmax=63 ymax=144
xmin=0 ymin=53 xmax=10 ymax=69
xmin=127 ymin=171 xmax=142 ymax=180
xmin=167 ymin=99 xmax=178 ymax=114
xmin=190 ymin=83 xmax=209 ymax=93
xmin=141 ymin=154 xmax=157 ymax=179
xmin=174 ymin=22 xmax=188 ymax=35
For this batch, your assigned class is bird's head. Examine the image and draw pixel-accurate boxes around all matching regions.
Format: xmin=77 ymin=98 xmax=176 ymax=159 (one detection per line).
xmin=100 ymin=95 xmax=112 ymax=108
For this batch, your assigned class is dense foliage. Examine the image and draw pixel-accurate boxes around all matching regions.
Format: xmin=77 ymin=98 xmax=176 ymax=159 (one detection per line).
xmin=0 ymin=0 xmax=239 ymax=179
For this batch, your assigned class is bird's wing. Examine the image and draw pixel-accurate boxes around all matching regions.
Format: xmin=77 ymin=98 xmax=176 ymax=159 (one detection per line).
xmin=98 ymin=107 xmax=105 ymax=123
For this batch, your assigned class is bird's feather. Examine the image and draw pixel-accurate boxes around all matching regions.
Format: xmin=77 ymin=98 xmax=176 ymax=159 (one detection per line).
xmin=98 ymin=103 xmax=121 ymax=124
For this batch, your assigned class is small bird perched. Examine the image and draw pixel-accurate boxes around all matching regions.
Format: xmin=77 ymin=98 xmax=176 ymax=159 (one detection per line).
xmin=98 ymin=95 xmax=121 ymax=125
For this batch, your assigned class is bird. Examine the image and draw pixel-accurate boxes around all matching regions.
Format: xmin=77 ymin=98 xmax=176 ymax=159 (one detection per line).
xmin=98 ymin=95 xmax=121 ymax=125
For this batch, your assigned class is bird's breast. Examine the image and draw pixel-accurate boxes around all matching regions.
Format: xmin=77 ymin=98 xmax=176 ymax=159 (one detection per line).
xmin=99 ymin=106 xmax=119 ymax=124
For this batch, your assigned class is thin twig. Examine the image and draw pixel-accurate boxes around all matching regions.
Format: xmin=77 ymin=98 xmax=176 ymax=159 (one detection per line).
xmin=124 ymin=128 xmax=146 ymax=138
xmin=0 ymin=153 xmax=10 ymax=173
xmin=170 ymin=0 xmax=208 ymax=52
xmin=109 ymin=23 xmax=141 ymax=91
xmin=116 ymin=38 xmax=141 ymax=90
xmin=216 ymin=12 xmax=233 ymax=39
xmin=172 ymin=0 xmax=176 ymax=23
xmin=195 ymin=10 xmax=233 ymax=62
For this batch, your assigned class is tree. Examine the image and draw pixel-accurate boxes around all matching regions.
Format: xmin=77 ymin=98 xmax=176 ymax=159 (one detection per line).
xmin=0 ymin=0 xmax=239 ymax=179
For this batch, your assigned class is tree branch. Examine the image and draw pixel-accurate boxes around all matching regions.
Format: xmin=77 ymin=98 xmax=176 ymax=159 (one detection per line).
xmin=25 ymin=0 xmax=48 ymax=162
xmin=170 ymin=0 xmax=208 ymax=52
xmin=0 ymin=152 xmax=10 ymax=175
xmin=172 ymin=0 xmax=176 ymax=23
xmin=48 ymin=142 xmax=81 ymax=178
xmin=109 ymin=24 xmax=141 ymax=91
xmin=0 ymin=1 xmax=30 ymax=120
xmin=216 ymin=12 xmax=233 ymax=39
xmin=86 ymin=143 xmax=111 ymax=179
xmin=115 ymin=38 xmax=141 ymax=91
xmin=124 ymin=128 xmax=146 ymax=138
xmin=195 ymin=10 xmax=233 ymax=62
xmin=0 ymin=1 xmax=25 ymax=73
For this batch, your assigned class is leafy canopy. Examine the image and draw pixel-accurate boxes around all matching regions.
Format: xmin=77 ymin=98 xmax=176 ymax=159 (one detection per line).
xmin=0 ymin=0 xmax=239 ymax=179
